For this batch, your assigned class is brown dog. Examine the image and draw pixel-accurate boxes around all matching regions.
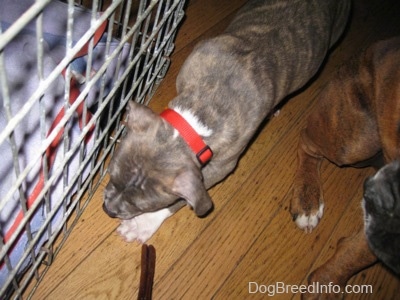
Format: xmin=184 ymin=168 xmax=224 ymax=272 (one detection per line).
xmin=291 ymin=36 xmax=400 ymax=298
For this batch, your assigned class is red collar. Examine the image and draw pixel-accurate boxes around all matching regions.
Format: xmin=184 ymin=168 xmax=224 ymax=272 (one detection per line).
xmin=160 ymin=108 xmax=213 ymax=165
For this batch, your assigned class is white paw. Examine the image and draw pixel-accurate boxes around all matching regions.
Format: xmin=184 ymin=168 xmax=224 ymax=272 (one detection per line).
xmin=295 ymin=203 xmax=324 ymax=233
xmin=116 ymin=208 xmax=173 ymax=243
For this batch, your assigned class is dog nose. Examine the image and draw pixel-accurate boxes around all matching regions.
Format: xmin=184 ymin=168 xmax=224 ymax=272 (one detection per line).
xmin=102 ymin=202 xmax=118 ymax=218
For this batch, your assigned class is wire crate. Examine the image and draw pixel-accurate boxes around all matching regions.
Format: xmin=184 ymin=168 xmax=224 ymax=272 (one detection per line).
xmin=0 ymin=0 xmax=186 ymax=298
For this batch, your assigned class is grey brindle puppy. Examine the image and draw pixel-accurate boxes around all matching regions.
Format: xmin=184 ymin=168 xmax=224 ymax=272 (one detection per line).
xmin=103 ymin=0 xmax=351 ymax=242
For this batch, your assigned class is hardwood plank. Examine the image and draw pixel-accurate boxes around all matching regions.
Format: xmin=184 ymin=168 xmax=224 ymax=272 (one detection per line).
xmin=214 ymin=163 xmax=372 ymax=300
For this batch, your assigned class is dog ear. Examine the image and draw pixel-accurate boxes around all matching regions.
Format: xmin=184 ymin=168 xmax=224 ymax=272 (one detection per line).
xmin=172 ymin=169 xmax=213 ymax=217
xmin=125 ymin=101 xmax=158 ymax=132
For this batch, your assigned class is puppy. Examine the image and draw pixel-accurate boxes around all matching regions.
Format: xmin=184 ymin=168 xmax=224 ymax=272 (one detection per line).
xmin=291 ymin=37 xmax=400 ymax=299
xmin=363 ymin=160 xmax=400 ymax=275
xmin=103 ymin=0 xmax=351 ymax=243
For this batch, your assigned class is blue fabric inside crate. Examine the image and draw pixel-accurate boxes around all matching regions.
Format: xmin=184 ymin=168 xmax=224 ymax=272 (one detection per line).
xmin=0 ymin=0 xmax=130 ymax=287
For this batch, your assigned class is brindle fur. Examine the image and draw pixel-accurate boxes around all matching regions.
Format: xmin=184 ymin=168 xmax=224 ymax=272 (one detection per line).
xmin=103 ymin=0 xmax=351 ymax=242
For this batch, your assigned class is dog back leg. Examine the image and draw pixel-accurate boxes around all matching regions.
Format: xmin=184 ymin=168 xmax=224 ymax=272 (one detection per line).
xmin=303 ymin=229 xmax=377 ymax=299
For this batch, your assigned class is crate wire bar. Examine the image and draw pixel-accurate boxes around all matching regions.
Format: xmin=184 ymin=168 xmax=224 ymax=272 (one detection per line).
xmin=0 ymin=0 xmax=186 ymax=298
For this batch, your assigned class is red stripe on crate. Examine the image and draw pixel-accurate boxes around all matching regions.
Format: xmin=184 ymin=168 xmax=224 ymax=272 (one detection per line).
xmin=1 ymin=18 xmax=107 ymax=269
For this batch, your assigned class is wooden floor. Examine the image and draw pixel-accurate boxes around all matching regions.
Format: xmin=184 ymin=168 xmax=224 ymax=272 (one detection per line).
xmin=28 ymin=0 xmax=400 ymax=299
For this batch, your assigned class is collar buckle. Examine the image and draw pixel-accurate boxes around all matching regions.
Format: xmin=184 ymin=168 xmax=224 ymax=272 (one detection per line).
xmin=196 ymin=145 xmax=213 ymax=165
xmin=160 ymin=108 xmax=213 ymax=166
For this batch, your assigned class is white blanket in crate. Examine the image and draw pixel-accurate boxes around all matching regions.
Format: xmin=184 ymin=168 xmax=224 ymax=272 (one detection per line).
xmin=0 ymin=0 xmax=130 ymax=286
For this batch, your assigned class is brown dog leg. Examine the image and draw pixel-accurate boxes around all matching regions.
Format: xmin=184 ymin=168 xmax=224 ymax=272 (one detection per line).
xmin=291 ymin=131 xmax=324 ymax=232
xmin=303 ymin=230 xmax=377 ymax=300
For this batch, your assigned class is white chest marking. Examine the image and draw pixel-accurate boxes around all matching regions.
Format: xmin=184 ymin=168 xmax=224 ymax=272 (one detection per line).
xmin=173 ymin=106 xmax=213 ymax=137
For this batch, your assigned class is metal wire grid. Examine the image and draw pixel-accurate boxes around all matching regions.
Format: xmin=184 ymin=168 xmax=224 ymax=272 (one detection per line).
xmin=0 ymin=0 xmax=186 ymax=298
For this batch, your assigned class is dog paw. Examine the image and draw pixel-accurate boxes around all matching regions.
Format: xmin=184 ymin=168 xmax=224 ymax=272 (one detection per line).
xmin=291 ymin=171 xmax=324 ymax=232
xmin=116 ymin=218 xmax=157 ymax=243
xmin=116 ymin=208 xmax=173 ymax=243
xmin=293 ymin=203 xmax=324 ymax=233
